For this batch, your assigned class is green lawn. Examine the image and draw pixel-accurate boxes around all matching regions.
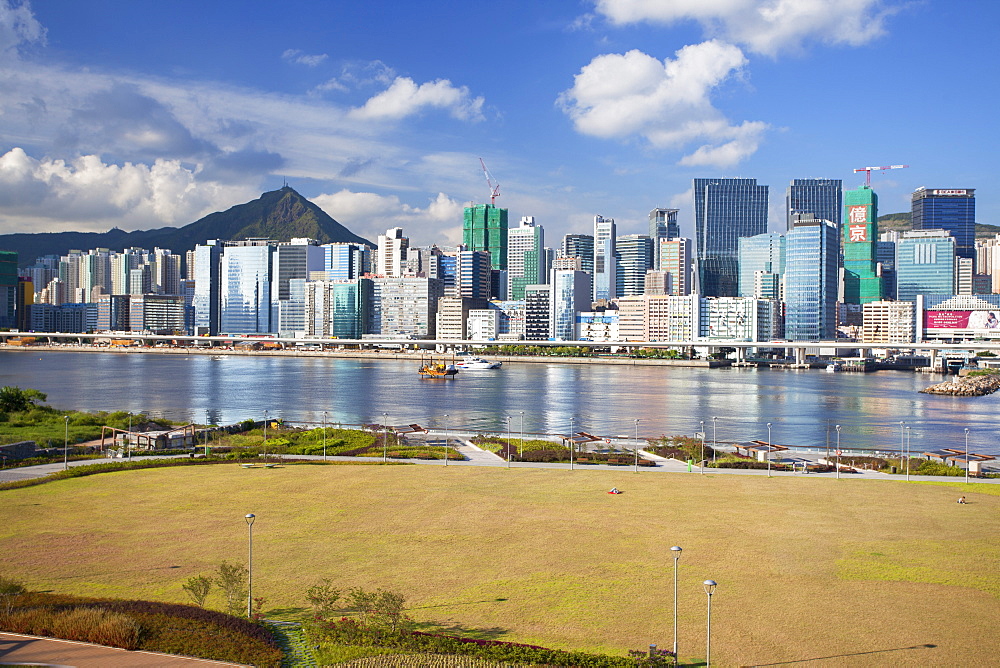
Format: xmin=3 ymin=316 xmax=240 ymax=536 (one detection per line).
xmin=0 ymin=464 xmax=997 ymax=666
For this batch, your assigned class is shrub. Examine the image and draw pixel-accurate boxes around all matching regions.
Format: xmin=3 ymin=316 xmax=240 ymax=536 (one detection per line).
xmin=916 ymin=460 xmax=965 ymax=477
xmin=4 ymin=606 xmax=140 ymax=650
xmin=214 ymin=561 xmax=249 ymax=617
xmin=182 ymin=574 xmax=212 ymax=608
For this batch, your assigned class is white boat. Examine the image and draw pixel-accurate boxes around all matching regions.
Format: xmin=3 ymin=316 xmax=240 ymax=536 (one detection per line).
xmin=826 ymin=362 xmax=843 ymax=373
xmin=454 ymin=357 xmax=501 ymax=370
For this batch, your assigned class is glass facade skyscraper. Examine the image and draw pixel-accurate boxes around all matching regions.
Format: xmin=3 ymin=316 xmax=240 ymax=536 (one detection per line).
xmin=694 ymin=178 xmax=768 ymax=297
xmin=911 ymin=188 xmax=975 ymax=262
xmin=561 ymin=234 xmax=594 ymax=275
xmin=593 ymin=215 xmax=617 ymax=302
xmin=895 ymin=230 xmax=956 ymax=302
xmin=649 ymin=208 xmax=679 ymax=268
xmin=220 ymin=240 xmax=275 ymax=334
xmin=737 ymin=233 xmax=785 ymax=298
xmin=193 ymin=240 xmax=222 ymax=335
xmin=786 ymin=179 xmax=842 ymax=231
xmin=615 ymin=235 xmax=654 ymax=297
xmin=785 ymin=215 xmax=839 ymax=340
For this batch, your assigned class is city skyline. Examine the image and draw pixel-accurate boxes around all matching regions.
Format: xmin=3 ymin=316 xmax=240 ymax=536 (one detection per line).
xmin=0 ymin=1 xmax=994 ymax=248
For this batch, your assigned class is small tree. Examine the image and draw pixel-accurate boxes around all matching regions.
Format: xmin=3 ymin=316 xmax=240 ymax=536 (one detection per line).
xmin=305 ymin=578 xmax=341 ymax=618
xmin=182 ymin=574 xmax=212 ymax=608
xmin=347 ymin=587 xmax=411 ymax=633
xmin=0 ymin=575 xmax=26 ymax=617
xmin=0 ymin=386 xmax=47 ymax=413
xmin=214 ymin=561 xmax=248 ymax=616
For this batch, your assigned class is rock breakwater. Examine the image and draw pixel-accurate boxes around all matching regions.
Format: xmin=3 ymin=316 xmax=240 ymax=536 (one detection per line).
xmin=921 ymin=373 xmax=1000 ymax=396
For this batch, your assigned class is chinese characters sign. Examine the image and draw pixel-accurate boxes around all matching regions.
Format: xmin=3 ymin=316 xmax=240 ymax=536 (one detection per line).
xmin=848 ymin=205 xmax=868 ymax=224
xmin=848 ymin=225 xmax=867 ymax=242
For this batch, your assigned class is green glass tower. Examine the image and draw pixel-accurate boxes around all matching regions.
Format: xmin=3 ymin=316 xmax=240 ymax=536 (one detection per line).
xmin=842 ymin=186 xmax=883 ymax=304
xmin=463 ymin=204 xmax=508 ymax=271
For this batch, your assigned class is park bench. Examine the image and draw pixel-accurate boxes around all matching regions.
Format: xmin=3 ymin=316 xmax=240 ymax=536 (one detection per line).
xmin=575 ymin=457 xmax=592 ymax=464
xmin=638 ymin=459 xmax=657 ymax=467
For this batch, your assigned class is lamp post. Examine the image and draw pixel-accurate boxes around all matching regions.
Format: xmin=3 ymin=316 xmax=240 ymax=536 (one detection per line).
xmin=704 ymin=580 xmax=717 ymax=667
xmin=570 ymin=416 xmax=575 ymax=471
xmin=964 ymin=427 xmax=970 ymax=483
xmin=63 ymin=415 xmax=69 ymax=470
xmin=127 ymin=413 xmax=132 ymax=461
xmin=835 ymin=424 xmax=841 ymax=479
xmin=633 ymin=419 xmax=640 ymax=473
xmin=382 ymin=412 xmax=389 ymax=462
xmin=700 ymin=420 xmax=705 ymax=474
xmin=262 ymin=410 xmax=268 ymax=462
xmin=443 ymin=414 xmax=449 ymax=466
xmin=519 ymin=411 xmax=524 ymax=456
xmin=245 ymin=513 xmax=255 ymax=618
xmin=670 ymin=546 xmax=682 ymax=659
xmin=898 ymin=421 xmax=905 ymax=472
xmin=322 ymin=411 xmax=328 ymax=461
xmin=712 ymin=416 xmax=718 ymax=463
xmin=766 ymin=422 xmax=772 ymax=478
xmin=905 ymin=425 xmax=911 ymax=481
xmin=506 ymin=416 xmax=512 ymax=469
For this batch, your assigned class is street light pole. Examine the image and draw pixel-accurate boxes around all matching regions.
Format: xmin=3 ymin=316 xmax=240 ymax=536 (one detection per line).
xmin=519 ymin=411 xmax=524 ymax=457
xmin=700 ymin=420 xmax=705 ymax=474
xmin=63 ymin=415 xmax=69 ymax=470
xmin=443 ymin=414 xmax=449 ymax=466
xmin=570 ymin=416 xmax=575 ymax=471
xmin=322 ymin=411 xmax=328 ymax=462
xmin=634 ymin=419 xmax=640 ymax=473
xmin=671 ymin=546 xmax=682 ymax=659
xmin=128 ymin=413 xmax=132 ymax=461
xmin=506 ymin=416 xmax=511 ymax=469
xmin=835 ymin=424 xmax=841 ymax=479
xmin=712 ymin=416 xmax=718 ymax=463
xmin=382 ymin=412 xmax=388 ymax=462
xmin=704 ymin=580 xmax=717 ymax=667
xmin=245 ymin=513 xmax=255 ymax=618
xmin=964 ymin=427 xmax=970 ymax=483
xmin=262 ymin=410 xmax=268 ymax=462
xmin=905 ymin=425 xmax=911 ymax=481
xmin=766 ymin=422 xmax=772 ymax=478
xmin=898 ymin=421 xmax=905 ymax=472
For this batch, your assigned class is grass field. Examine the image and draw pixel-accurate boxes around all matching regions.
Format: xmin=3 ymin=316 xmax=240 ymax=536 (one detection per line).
xmin=0 ymin=464 xmax=997 ymax=666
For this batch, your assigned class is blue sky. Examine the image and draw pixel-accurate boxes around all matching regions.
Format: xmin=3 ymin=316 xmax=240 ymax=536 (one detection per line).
xmin=0 ymin=0 xmax=995 ymax=248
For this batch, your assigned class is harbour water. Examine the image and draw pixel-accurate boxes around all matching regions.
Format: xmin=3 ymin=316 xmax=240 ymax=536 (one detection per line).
xmin=2 ymin=350 xmax=998 ymax=456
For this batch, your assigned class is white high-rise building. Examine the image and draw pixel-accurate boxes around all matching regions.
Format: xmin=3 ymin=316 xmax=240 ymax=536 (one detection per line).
xmin=593 ymin=215 xmax=617 ymax=302
xmin=376 ymin=227 xmax=409 ymax=277
xmin=507 ymin=216 xmax=544 ymax=300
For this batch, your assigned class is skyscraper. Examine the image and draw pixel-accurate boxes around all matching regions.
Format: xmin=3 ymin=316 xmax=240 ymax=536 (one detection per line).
xmin=593 ymin=215 xmax=616 ymax=302
xmin=561 ymin=234 xmax=594 ymax=275
xmin=615 ymin=235 xmax=654 ymax=297
xmin=193 ymin=240 xmax=222 ymax=335
xmin=694 ymin=178 xmax=768 ymax=297
xmin=463 ymin=204 xmax=508 ymax=270
xmin=649 ymin=208 xmax=679 ymax=268
xmin=895 ymin=230 xmax=956 ymax=302
xmin=784 ymin=214 xmax=839 ymax=340
xmin=658 ymin=238 xmax=693 ymax=296
xmin=0 ymin=250 xmax=16 ymax=329
xmin=911 ymin=188 xmax=975 ymax=262
xmin=550 ymin=270 xmax=592 ymax=341
xmin=376 ymin=227 xmax=408 ymax=277
xmin=219 ymin=240 xmax=275 ymax=334
xmin=842 ymin=186 xmax=883 ymax=304
xmin=507 ymin=216 xmax=544 ymax=300
xmin=786 ymin=179 xmax=842 ymax=231
xmin=738 ymin=233 xmax=785 ymax=298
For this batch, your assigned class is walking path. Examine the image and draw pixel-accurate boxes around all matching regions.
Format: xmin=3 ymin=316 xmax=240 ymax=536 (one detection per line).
xmin=1 ymin=433 xmax=994 ymax=485
xmin=0 ymin=632 xmax=246 ymax=667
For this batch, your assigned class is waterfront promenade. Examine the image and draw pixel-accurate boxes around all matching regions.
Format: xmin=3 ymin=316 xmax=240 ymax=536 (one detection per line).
xmin=3 ymin=432 xmax=993 ymax=486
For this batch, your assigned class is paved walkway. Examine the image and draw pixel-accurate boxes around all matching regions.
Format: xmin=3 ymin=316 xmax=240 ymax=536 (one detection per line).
xmin=0 ymin=632 xmax=246 ymax=666
xmin=1 ymin=435 xmax=995 ymax=485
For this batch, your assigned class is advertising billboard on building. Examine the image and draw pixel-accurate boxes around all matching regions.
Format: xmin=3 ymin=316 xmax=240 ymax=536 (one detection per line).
xmin=924 ymin=310 xmax=1000 ymax=330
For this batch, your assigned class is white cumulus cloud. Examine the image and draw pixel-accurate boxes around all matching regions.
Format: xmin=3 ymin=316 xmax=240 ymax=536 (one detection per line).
xmin=558 ymin=41 xmax=767 ymax=167
xmin=349 ymin=77 xmax=485 ymax=122
xmin=593 ymin=0 xmax=896 ymax=56
xmin=0 ymin=147 xmax=256 ymax=232
xmin=313 ymin=189 xmax=464 ymax=245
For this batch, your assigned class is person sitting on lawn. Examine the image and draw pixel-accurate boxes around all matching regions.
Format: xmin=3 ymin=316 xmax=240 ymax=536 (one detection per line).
xmin=958 ymin=496 xmax=967 ymax=504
